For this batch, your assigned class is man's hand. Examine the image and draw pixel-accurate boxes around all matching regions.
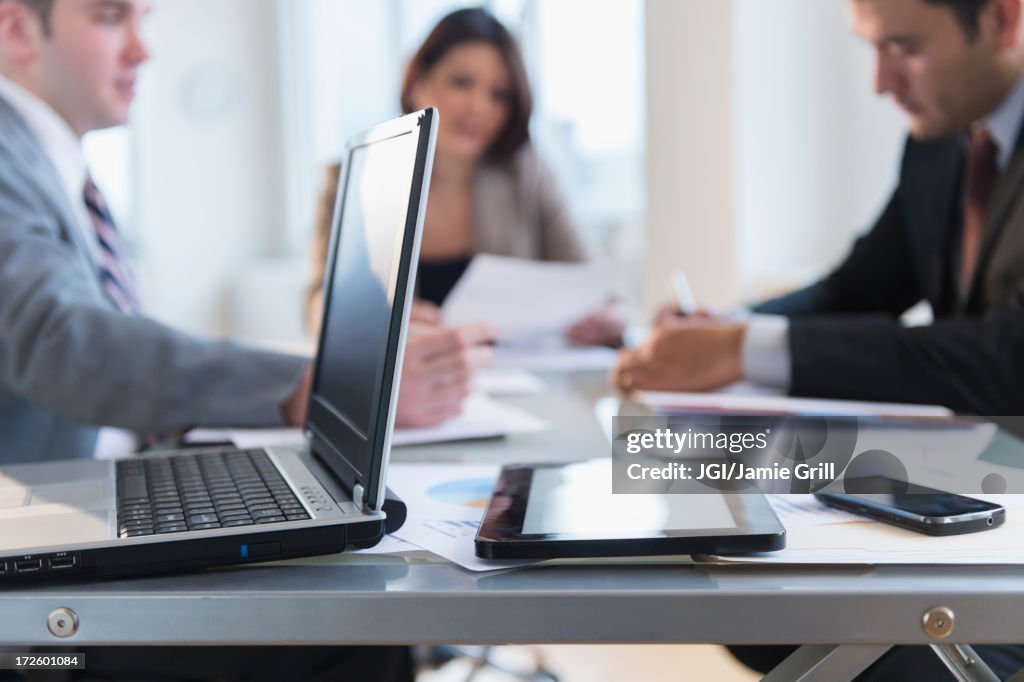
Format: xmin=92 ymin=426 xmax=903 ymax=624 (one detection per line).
xmin=396 ymin=321 xmax=498 ymax=428
xmin=612 ymin=319 xmax=747 ymax=392
xmin=281 ymin=363 xmax=313 ymax=426
xmin=653 ymin=303 xmax=713 ymax=327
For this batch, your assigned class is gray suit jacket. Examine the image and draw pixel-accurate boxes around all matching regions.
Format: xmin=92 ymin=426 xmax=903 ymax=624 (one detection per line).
xmin=0 ymin=95 xmax=307 ymax=464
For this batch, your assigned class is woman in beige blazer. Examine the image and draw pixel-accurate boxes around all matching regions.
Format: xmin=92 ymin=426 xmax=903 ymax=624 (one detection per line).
xmin=309 ymin=7 xmax=623 ymax=346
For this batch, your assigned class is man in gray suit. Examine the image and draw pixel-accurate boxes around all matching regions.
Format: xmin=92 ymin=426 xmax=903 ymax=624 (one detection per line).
xmin=0 ymin=0 xmax=490 ymax=467
xmin=0 ymin=1 xmax=436 ymax=679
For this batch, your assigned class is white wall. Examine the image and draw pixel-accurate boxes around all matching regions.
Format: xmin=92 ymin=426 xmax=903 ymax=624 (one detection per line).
xmin=644 ymin=0 xmax=908 ymax=313
xmin=733 ymin=0 xmax=905 ymax=300
xmin=644 ymin=0 xmax=738 ymax=313
xmin=131 ymin=0 xmax=294 ymax=338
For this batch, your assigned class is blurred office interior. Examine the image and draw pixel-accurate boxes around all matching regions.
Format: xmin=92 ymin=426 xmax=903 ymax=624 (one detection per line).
xmin=85 ymin=0 xmax=907 ymax=346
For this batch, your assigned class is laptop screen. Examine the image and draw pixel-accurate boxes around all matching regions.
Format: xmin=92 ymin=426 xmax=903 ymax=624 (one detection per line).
xmin=307 ymin=110 xmax=435 ymax=511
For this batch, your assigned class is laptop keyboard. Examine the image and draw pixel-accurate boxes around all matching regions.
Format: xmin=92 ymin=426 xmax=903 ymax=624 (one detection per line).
xmin=116 ymin=449 xmax=311 ymax=538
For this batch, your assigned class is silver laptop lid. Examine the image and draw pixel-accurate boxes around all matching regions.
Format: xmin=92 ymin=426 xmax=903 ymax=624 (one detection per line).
xmin=305 ymin=109 xmax=437 ymax=512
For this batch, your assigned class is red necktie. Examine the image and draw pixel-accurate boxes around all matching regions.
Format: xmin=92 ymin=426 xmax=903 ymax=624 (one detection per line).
xmin=961 ymin=126 xmax=999 ymax=294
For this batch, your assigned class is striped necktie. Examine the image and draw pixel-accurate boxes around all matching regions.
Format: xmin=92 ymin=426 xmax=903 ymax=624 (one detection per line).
xmin=83 ymin=177 xmax=141 ymax=314
xmin=82 ymin=178 xmax=170 ymax=450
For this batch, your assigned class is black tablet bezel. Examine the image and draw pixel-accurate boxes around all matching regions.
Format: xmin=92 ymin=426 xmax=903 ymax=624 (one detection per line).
xmin=474 ymin=461 xmax=786 ymax=559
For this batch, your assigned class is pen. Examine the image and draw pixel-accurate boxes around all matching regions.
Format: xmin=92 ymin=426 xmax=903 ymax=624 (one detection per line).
xmin=670 ymin=269 xmax=697 ymax=316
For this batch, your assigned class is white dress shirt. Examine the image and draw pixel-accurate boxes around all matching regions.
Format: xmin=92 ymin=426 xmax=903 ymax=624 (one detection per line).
xmin=0 ymin=73 xmax=137 ymax=458
xmin=742 ymin=73 xmax=1024 ymax=391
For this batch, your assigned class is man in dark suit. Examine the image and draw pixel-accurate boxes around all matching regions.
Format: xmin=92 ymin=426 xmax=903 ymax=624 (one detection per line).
xmin=614 ymin=0 xmax=1024 ymax=418
xmin=617 ymin=0 xmax=1024 ymax=678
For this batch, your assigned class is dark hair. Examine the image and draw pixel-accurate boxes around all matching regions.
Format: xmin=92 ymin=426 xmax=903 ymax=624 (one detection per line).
xmin=400 ymin=7 xmax=532 ymax=163
xmin=922 ymin=0 xmax=991 ymax=38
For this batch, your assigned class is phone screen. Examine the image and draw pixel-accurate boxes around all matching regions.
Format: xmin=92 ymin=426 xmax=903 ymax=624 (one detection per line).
xmin=829 ymin=477 xmax=1002 ymax=518
xmin=851 ymin=493 xmax=999 ymax=517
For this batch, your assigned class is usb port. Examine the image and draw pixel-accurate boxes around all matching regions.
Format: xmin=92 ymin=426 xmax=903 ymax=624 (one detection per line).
xmin=49 ymin=555 xmax=77 ymax=571
xmin=14 ymin=558 xmax=42 ymax=574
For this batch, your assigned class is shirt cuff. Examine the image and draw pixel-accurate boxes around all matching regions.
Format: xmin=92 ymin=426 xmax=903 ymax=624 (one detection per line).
xmin=741 ymin=314 xmax=791 ymax=391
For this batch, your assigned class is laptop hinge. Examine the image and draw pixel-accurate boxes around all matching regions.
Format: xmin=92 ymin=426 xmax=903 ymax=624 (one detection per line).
xmin=353 ymin=483 xmax=366 ymax=509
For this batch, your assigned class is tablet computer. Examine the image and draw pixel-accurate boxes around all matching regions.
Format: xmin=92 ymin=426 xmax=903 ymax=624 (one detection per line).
xmin=475 ymin=459 xmax=786 ymax=559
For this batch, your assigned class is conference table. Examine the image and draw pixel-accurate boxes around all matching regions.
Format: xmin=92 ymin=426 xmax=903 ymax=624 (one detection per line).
xmin=2 ymin=369 xmax=1021 ymax=682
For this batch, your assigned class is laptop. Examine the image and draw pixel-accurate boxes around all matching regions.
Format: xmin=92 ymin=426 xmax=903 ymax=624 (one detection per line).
xmin=0 ymin=108 xmax=438 ymax=581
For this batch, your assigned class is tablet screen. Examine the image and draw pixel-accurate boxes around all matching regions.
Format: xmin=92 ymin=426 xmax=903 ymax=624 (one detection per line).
xmin=475 ymin=459 xmax=785 ymax=559
xmin=522 ymin=461 xmax=737 ymax=535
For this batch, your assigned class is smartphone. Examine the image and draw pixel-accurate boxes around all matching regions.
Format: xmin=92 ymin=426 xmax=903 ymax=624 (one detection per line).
xmin=815 ymin=477 xmax=1005 ymax=536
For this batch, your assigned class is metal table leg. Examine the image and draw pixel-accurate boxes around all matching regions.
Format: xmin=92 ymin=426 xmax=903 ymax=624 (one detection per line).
xmin=929 ymin=644 xmax=1001 ymax=682
xmin=761 ymin=644 xmax=893 ymax=682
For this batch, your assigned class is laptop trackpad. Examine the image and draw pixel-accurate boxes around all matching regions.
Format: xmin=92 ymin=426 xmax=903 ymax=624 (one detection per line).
xmin=0 ymin=488 xmax=26 ymax=509
xmin=0 ymin=511 xmax=112 ymax=552
xmin=28 ymin=484 xmax=105 ymax=507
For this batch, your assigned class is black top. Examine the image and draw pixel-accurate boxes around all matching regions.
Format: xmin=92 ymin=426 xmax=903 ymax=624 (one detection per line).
xmin=417 ymin=256 xmax=472 ymax=306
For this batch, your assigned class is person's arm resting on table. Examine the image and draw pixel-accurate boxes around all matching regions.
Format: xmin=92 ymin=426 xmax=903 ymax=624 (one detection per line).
xmin=0 ymin=203 xmax=308 ymax=431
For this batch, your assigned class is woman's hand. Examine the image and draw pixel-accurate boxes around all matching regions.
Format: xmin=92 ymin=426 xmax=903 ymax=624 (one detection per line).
xmin=410 ymin=298 xmax=442 ymax=325
xmin=566 ymin=301 xmax=627 ymax=348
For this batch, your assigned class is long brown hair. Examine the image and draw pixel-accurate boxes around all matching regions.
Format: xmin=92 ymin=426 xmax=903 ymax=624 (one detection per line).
xmin=400 ymin=7 xmax=532 ymax=163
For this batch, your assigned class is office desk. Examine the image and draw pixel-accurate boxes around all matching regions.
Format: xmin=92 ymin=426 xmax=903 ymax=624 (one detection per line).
xmin=2 ymin=371 xmax=1022 ymax=681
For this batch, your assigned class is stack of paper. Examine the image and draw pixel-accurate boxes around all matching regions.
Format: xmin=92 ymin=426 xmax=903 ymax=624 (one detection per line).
xmin=489 ymin=337 xmax=619 ymax=372
xmin=186 ymin=394 xmax=547 ymax=450
xmin=474 ymin=368 xmax=545 ymax=396
xmin=390 ymin=394 xmax=547 ymax=446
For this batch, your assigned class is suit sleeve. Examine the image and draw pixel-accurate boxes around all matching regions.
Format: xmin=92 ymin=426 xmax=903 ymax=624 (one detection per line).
xmin=754 ymin=185 xmax=923 ymax=317
xmin=0 ymin=193 xmax=307 ymax=431
xmin=786 ymin=310 xmax=1024 ymax=414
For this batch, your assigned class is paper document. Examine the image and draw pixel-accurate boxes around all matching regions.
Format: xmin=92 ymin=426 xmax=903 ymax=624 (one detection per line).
xmin=712 ymin=494 xmax=1024 ymax=564
xmin=443 ymin=255 xmax=615 ymax=340
xmin=766 ymin=495 xmax=862 ymax=529
xmin=493 ymin=339 xmax=618 ymax=372
xmin=185 ymin=395 xmax=546 ymax=450
xmin=349 ymin=534 xmax=421 ymax=555
xmin=637 ymin=390 xmax=952 ymax=418
xmin=390 ymin=394 xmax=547 ymax=446
xmin=474 ymin=368 xmax=545 ymax=396
xmin=386 ymin=463 xmax=535 ymax=571
xmin=393 ymin=519 xmax=531 ymax=571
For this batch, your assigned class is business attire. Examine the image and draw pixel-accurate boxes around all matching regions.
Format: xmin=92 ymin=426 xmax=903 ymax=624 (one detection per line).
xmin=470 ymin=144 xmax=588 ymax=263
xmin=0 ymin=79 xmax=306 ymax=464
xmin=742 ymin=75 xmax=1024 ymax=416
xmin=309 ymin=144 xmax=586 ymax=309
xmin=730 ymin=78 xmax=1024 ymax=680
xmin=0 ymin=79 xmax=415 ymax=682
